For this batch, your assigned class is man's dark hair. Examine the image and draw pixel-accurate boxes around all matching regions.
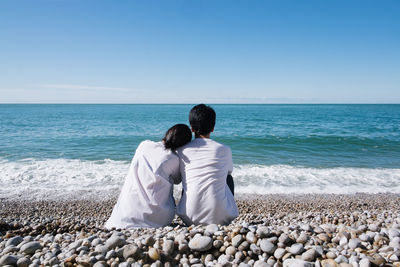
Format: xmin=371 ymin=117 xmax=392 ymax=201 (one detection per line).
xmin=162 ymin=124 xmax=192 ymax=150
xmin=189 ymin=104 xmax=216 ymax=136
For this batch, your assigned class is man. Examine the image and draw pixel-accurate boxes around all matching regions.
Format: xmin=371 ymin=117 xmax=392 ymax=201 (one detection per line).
xmin=176 ymin=104 xmax=239 ymax=225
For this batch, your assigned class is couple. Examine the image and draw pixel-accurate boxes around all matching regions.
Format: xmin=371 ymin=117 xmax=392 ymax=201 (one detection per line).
xmin=105 ymin=104 xmax=238 ymax=228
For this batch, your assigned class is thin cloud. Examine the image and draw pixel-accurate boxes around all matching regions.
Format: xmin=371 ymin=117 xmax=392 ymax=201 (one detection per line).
xmin=38 ymin=84 xmax=139 ymax=93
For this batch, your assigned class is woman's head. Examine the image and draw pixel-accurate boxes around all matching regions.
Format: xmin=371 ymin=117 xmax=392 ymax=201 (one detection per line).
xmin=162 ymin=124 xmax=192 ymax=150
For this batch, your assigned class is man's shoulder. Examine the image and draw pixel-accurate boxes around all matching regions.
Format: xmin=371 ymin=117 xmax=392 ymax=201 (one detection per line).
xmin=209 ymin=140 xmax=231 ymax=153
xmin=178 ymin=138 xmax=231 ymax=153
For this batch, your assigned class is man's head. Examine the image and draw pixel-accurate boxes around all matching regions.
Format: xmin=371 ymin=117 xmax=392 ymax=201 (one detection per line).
xmin=189 ymin=104 xmax=216 ymax=137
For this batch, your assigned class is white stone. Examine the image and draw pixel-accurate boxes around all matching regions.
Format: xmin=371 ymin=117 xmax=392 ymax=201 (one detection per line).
xmin=189 ymin=236 xmax=213 ymax=252
xmin=359 ymin=258 xmax=370 ymax=267
xmin=232 ymin=234 xmax=243 ymax=247
xmin=163 ymin=239 xmax=174 ymax=255
xmin=250 ymin=243 xmax=261 ymax=254
xmin=339 ymin=237 xmax=348 ymax=246
xmin=289 ymin=243 xmax=305 ymax=255
xmin=256 ymin=226 xmax=270 ymax=238
xmin=205 ymin=224 xmax=219 ymax=235
xmin=348 ymin=238 xmax=361 ymax=250
xmin=274 ymin=248 xmax=286 ymax=259
xmin=260 ymin=239 xmax=276 ymax=254
xmin=301 ymin=249 xmax=317 ymax=262
xmin=254 ymin=260 xmax=271 ymax=267
xmin=20 ymin=241 xmax=42 ymax=255
xmin=0 ymin=255 xmax=18 ymax=266
xmin=246 ymin=231 xmax=257 ymax=243
xmin=6 ymin=236 xmax=24 ymax=247
xmin=335 ymin=255 xmax=348 ymax=264
xmin=283 ymin=259 xmax=314 ymax=267
xmin=105 ymin=235 xmax=126 ymax=250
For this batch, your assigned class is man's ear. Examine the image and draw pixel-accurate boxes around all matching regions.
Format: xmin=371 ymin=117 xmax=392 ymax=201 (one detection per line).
xmin=191 ymin=127 xmax=195 ymax=133
xmin=211 ymin=127 xmax=214 ymax=133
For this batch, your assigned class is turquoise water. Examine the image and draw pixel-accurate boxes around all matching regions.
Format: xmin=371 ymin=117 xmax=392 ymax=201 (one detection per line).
xmin=1 ymin=104 xmax=400 ymax=197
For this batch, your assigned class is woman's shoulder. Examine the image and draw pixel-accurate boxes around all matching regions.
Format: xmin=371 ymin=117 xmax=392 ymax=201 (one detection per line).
xmin=138 ymin=140 xmax=177 ymax=157
xmin=138 ymin=140 xmax=161 ymax=149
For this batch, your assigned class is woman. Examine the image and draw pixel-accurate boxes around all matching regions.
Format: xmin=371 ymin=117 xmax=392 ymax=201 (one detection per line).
xmin=105 ymin=124 xmax=192 ymax=229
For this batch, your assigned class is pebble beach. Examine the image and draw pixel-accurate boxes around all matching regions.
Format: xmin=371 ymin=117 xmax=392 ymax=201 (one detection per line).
xmin=1 ymin=193 xmax=400 ymax=267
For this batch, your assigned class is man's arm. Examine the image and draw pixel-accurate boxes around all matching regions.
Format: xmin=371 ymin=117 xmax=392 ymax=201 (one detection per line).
xmin=227 ymin=174 xmax=234 ymax=196
xmin=226 ymin=146 xmax=234 ymax=195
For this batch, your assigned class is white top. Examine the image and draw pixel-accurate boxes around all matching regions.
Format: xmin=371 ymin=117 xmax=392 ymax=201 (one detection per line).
xmin=176 ymin=138 xmax=239 ymax=225
xmin=105 ymin=140 xmax=180 ymax=229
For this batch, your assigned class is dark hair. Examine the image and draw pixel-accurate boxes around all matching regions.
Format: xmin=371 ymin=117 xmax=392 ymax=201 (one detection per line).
xmin=189 ymin=104 xmax=216 ymax=136
xmin=162 ymin=124 xmax=192 ymax=150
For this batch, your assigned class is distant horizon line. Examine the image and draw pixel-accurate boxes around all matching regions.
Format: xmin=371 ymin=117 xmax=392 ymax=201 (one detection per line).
xmin=1 ymin=102 xmax=399 ymax=105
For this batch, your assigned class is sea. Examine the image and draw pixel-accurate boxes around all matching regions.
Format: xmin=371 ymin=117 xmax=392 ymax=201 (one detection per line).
xmin=1 ymin=104 xmax=400 ymax=199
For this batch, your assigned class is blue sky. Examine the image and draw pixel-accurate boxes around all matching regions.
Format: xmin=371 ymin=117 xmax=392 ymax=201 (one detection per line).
xmin=1 ymin=0 xmax=399 ymax=103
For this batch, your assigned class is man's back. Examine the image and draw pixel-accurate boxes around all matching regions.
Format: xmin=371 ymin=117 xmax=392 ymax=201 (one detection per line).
xmin=176 ymin=138 xmax=239 ymax=225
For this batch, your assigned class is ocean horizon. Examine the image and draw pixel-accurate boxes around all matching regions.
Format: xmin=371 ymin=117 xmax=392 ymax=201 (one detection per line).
xmin=1 ymin=104 xmax=399 ymax=199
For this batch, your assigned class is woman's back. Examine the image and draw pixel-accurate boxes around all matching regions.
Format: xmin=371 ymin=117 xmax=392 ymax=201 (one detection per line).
xmin=105 ymin=140 xmax=180 ymax=229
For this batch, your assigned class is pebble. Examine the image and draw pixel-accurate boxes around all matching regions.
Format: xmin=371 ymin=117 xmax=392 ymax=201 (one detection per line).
xmin=148 ymin=247 xmax=160 ymax=261
xmin=232 ymin=234 xmax=243 ymax=247
xmin=278 ymin=233 xmax=291 ymax=245
xmin=297 ymin=232 xmax=309 ymax=243
xmin=205 ymin=224 xmax=219 ymax=235
xmin=213 ymin=239 xmax=223 ymax=249
xmin=3 ymin=245 xmax=19 ymax=253
xmin=16 ymin=257 xmax=31 ymax=267
xmin=274 ymin=248 xmax=286 ymax=259
xmin=238 ymin=241 xmax=250 ymax=251
xmin=335 ymin=255 xmax=348 ymax=264
xmin=260 ymin=239 xmax=276 ymax=254
xmin=348 ymin=238 xmax=361 ymax=250
xmin=301 ymin=249 xmax=317 ymax=262
xmin=326 ymin=252 xmax=336 ymax=259
xmin=163 ymin=239 xmax=174 ymax=255
xmin=339 ymin=237 xmax=348 ymax=246
xmin=359 ymin=258 xmax=371 ymax=267
xmin=254 ymin=260 xmax=271 ymax=267
xmin=283 ymin=259 xmax=315 ymax=267
xmin=6 ymin=236 xmax=24 ymax=247
xmin=289 ymin=243 xmax=305 ymax=255
xmin=369 ymin=253 xmax=385 ymax=266
xmin=321 ymin=259 xmax=339 ymax=267
xmin=246 ymin=231 xmax=257 ymax=243
xmin=105 ymin=249 xmax=116 ymax=260
xmin=20 ymin=241 xmax=42 ymax=255
xmin=218 ymin=254 xmax=232 ymax=264
xmin=105 ymin=235 xmax=126 ymax=250
xmin=256 ymin=226 xmax=270 ymax=238
xmin=189 ymin=235 xmax=213 ymax=251
xmin=0 ymin=255 xmax=18 ymax=266
xmin=225 ymin=245 xmax=236 ymax=255
xmin=250 ymin=243 xmax=261 ymax=254
xmin=144 ymin=235 xmax=155 ymax=246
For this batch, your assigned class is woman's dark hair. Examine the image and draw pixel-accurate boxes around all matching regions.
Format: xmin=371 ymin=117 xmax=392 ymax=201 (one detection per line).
xmin=162 ymin=124 xmax=192 ymax=150
xmin=189 ymin=104 xmax=216 ymax=136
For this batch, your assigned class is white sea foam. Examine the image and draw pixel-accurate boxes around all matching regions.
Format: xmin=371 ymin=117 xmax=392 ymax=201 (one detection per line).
xmin=1 ymin=158 xmax=399 ymax=200
xmin=234 ymin=164 xmax=400 ymax=194
xmin=0 ymin=158 xmax=129 ymax=200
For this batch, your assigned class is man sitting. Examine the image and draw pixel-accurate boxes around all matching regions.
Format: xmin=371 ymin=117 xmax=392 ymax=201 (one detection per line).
xmin=176 ymin=104 xmax=239 ymax=225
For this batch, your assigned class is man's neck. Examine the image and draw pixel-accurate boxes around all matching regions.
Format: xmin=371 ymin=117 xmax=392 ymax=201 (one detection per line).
xmin=195 ymin=133 xmax=211 ymax=139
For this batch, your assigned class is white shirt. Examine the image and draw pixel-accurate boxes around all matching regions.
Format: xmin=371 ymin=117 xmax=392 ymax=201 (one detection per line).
xmin=105 ymin=140 xmax=180 ymax=229
xmin=176 ymin=138 xmax=239 ymax=225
